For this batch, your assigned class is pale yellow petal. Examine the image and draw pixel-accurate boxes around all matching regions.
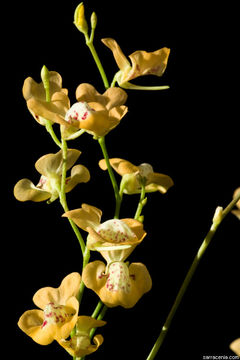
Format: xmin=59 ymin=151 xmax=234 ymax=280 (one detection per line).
xmin=35 ymin=149 xmax=81 ymax=176
xmin=63 ymin=204 xmax=102 ymax=231
xmin=127 ymin=47 xmax=170 ymax=81
xmin=99 ymin=158 xmax=138 ymax=175
xmin=147 ymin=172 xmax=174 ymax=193
xmin=65 ymin=165 xmax=90 ymax=193
xmin=18 ymin=309 xmax=55 ymax=345
xmin=33 ymin=273 xmax=81 ymax=309
xmin=13 ymin=179 xmax=51 ymax=202
xmin=101 ymin=38 xmax=130 ymax=71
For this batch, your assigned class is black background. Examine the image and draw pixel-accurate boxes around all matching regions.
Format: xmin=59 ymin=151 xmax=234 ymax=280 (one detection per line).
xmin=4 ymin=1 xmax=240 ymax=359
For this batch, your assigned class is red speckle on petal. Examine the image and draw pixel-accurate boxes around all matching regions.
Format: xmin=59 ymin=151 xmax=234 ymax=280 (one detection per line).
xmin=41 ymin=320 xmax=48 ymax=328
xmin=81 ymin=111 xmax=88 ymax=120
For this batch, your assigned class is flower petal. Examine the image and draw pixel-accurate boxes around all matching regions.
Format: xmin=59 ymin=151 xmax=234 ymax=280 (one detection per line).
xmin=232 ymin=209 xmax=240 ymax=220
xmin=77 ymin=109 xmax=122 ymax=137
xmin=121 ymin=218 xmax=146 ymax=242
xmin=127 ymin=47 xmax=170 ymax=81
xmin=58 ymin=333 xmax=104 ymax=357
xmin=82 ymin=261 xmax=106 ymax=294
xmin=147 ymin=172 xmax=174 ymax=193
xmin=58 ymin=273 xmax=82 ymax=303
xmin=76 ymin=316 xmax=106 ymax=333
xmin=102 ymin=87 xmax=128 ymax=110
xmin=65 ymin=165 xmax=90 ymax=193
xmin=33 ymin=272 xmax=81 ymax=309
xmin=18 ymin=309 xmax=55 ymax=345
xmin=76 ymin=83 xmax=101 ymax=103
xmin=128 ymin=262 xmax=152 ymax=306
xmin=27 ymin=92 xmax=70 ymax=126
xmin=99 ymin=158 xmax=138 ymax=175
xmin=82 ymin=261 xmax=152 ymax=308
xmin=57 ymin=296 xmax=79 ymax=341
xmin=13 ymin=179 xmax=51 ymax=202
xmin=76 ymin=83 xmax=127 ymax=110
xmin=101 ymin=38 xmax=131 ymax=71
xmin=63 ymin=204 xmax=102 ymax=231
xmin=35 ymin=149 xmax=81 ymax=177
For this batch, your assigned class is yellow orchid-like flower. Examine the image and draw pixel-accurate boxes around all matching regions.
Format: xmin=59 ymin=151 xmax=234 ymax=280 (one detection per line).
xmin=102 ymin=38 xmax=170 ymax=89
xmin=23 ymin=70 xmax=69 ymax=126
xmin=99 ymin=158 xmax=173 ymax=195
xmin=82 ymin=260 xmax=152 ymax=308
xmin=26 ymin=81 xmax=128 ymax=138
xmin=232 ymin=187 xmax=240 ymax=220
xmin=14 ymin=149 xmax=90 ymax=203
xmin=58 ymin=316 xmax=106 ymax=357
xmin=230 ymin=338 xmax=240 ymax=356
xmin=63 ymin=203 xmax=146 ymax=263
xmin=18 ymin=273 xmax=81 ymax=345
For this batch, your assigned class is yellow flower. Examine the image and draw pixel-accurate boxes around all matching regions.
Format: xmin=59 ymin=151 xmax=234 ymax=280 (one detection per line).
xmin=82 ymin=260 xmax=152 ymax=308
xmin=58 ymin=316 xmax=106 ymax=357
xmin=63 ymin=205 xmax=152 ymax=308
xmin=232 ymin=187 xmax=240 ymax=220
xmin=18 ymin=273 xmax=81 ymax=345
xmin=26 ymin=82 xmax=128 ymax=138
xmin=23 ymin=71 xmax=69 ymax=126
xmin=230 ymin=338 xmax=240 ymax=356
xmin=99 ymin=158 xmax=173 ymax=194
xmin=14 ymin=149 xmax=90 ymax=203
xmin=102 ymin=38 xmax=170 ymax=89
xmin=63 ymin=203 xmax=146 ymax=263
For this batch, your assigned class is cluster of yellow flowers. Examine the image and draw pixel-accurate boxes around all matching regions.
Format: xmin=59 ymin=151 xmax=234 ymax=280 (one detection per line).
xmin=13 ymin=3 xmax=174 ymax=358
xmin=14 ymin=67 xmax=173 ymax=355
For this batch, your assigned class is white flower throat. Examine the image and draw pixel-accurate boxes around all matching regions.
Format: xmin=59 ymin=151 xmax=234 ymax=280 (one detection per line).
xmin=65 ymin=102 xmax=94 ymax=125
xmin=41 ymin=302 xmax=73 ymax=328
xmin=96 ymin=219 xmax=136 ymax=243
xmin=106 ymin=262 xmax=131 ymax=293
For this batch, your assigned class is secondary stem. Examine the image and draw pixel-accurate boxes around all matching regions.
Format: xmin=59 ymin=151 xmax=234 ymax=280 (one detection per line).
xmin=98 ymin=136 xmax=122 ymax=218
xmin=85 ymin=34 xmax=109 ymax=89
xmin=146 ymin=192 xmax=240 ymax=360
xmin=59 ymin=139 xmax=86 ymax=255
xmin=134 ymin=181 xmax=146 ymax=221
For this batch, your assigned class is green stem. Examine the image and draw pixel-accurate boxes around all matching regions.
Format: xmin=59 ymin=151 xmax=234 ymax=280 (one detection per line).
xmin=85 ymin=34 xmax=109 ymax=89
xmin=59 ymin=139 xmax=86 ymax=255
xmin=78 ymin=247 xmax=90 ymax=306
xmin=146 ymin=192 xmax=240 ymax=360
xmin=41 ymin=65 xmax=62 ymax=147
xmin=134 ymin=181 xmax=146 ymax=221
xmin=98 ymin=136 xmax=122 ymax=219
xmin=90 ymin=305 xmax=108 ymax=340
xmin=91 ymin=300 xmax=104 ymax=319
xmin=45 ymin=121 xmax=62 ymax=148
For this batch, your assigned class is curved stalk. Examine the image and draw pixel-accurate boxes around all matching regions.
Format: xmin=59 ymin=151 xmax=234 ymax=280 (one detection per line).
xmin=146 ymin=192 xmax=240 ymax=360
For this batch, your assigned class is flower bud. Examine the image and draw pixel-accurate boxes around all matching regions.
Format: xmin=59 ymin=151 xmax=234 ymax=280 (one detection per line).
xmin=91 ymin=12 xmax=97 ymax=30
xmin=212 ymin=206 xmax=223 ymax=226
xmin=40 ymin=65 xmax=50 ymax=102
xmin=74 ymin=2 xmax=88 ymax=35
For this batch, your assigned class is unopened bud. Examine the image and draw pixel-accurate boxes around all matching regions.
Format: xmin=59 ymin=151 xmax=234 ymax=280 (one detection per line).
xmin=91 ymin=12 xmax=97 ymax=30
xmin=40 ymin=65 xmax=50 ymax=102
xmin=74 ymin=2 xmax=88 ymax=35
xmin=212 ymin=206 xmax=223 ymax=226
xmin=40 ymin=65 xmax=49 ymax=86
